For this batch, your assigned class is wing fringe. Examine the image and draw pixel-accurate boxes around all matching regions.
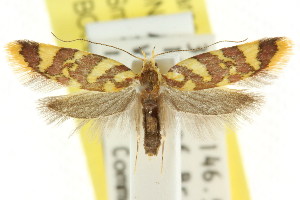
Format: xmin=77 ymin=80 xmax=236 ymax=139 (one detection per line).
xmin=161 ymin=86 xmax=264 ymax=139
xmin=5 ymin=41 xmax=63 ymax=92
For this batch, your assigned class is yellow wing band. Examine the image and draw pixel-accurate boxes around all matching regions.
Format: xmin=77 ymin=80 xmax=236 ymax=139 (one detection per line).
xmin=164 ymin=37 xmax=292 ymax=91
xmin=6 ymin=40 xmax=136 ymax=92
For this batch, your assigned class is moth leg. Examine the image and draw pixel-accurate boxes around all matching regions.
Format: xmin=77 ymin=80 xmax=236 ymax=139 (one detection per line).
xmin=134 ymin=111 xmax=141 ymax=172
xmin=160 ymin=130 xmax=166 ymax=173
xmin=134 ymin=133 xmax=141 ymax=172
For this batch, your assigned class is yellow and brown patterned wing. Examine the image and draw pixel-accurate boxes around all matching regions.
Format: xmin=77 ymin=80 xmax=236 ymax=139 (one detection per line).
xmin=164 ymin=37 xmax=292 ymax=91
xmin=6 ymin=40 xmax=136 ymax=92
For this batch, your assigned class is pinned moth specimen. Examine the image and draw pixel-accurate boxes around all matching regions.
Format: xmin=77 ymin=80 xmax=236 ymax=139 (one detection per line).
xmin=6 ymin=37 xmax=292 ymax=156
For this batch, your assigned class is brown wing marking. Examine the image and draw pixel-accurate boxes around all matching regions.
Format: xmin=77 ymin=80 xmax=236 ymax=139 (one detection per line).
xmin=164 ymin=37 xmax=292 ymax=91
xmin=6 ymin=40 xmax=136 ymax=92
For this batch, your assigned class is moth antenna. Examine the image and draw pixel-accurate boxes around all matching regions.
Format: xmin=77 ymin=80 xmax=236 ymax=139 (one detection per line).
xmin=154 ymin=38 xmax=248 ymax=57
xmin=51 ymin=32 xmax=144 ymax=61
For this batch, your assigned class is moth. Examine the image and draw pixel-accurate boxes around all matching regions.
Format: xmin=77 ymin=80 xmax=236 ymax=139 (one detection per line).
xmin=6 ymin=37 xmax=291 ymax=156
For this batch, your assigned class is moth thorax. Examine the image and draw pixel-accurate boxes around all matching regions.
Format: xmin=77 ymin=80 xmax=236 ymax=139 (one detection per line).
xmin=140 ymin=60 xmax=161 ymax=92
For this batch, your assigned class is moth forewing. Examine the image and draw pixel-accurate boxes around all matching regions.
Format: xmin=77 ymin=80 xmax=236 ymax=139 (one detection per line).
xmin=164 ymin=37 xmax=292 ymax=91
xmin=6 ymin=40 xmax=136 ymax=92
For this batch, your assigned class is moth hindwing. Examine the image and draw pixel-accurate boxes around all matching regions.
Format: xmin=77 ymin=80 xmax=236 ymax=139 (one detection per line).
xmin=6 ymin=37 xmax=292 ymax=156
